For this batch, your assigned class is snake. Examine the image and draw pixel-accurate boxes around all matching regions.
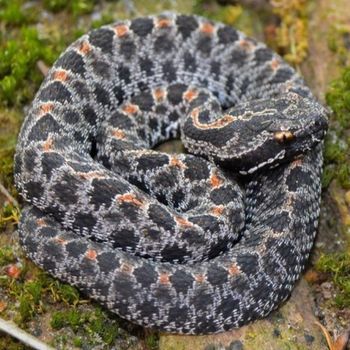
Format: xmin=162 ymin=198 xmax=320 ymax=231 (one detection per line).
xmin=14 ymin=13 xmax=328 ymax=334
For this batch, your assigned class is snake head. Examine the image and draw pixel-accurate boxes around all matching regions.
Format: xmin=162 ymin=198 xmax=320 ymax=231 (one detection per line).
xmin=183 ymin=92 xmax=329 ymax=174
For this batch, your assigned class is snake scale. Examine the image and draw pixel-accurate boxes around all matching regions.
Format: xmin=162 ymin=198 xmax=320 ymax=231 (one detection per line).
xmin=14 ymin=13 xmax=328 ymax=334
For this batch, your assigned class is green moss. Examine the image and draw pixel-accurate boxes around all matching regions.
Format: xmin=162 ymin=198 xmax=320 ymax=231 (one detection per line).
xmin=193 ymin=0 xmax=259 ymax=35
xmin=324 ymin=137 xmax=347 ymax=163
xmin=145 ymin=333 xmax=159 ymax=350
xmin=0 ymin=261 xmax=85 ymax=326
xmin=55 ymin=283 xmax=80 ymax=305
xmin=43 ymin=0 xmax=95 ymax=16
xmin=52 ymin=335 xmax=68 ymax=348
xmin=51 ymin=309 xmax=85 ymax=331
xmin=50 ymin=307 xmax=121 ymax=346
xmin=327 ymin=24 xmax=350 ymax=67
xmin=18 ymin=294 xmax=35 ymax=322
xmin=0 ymin=27 xmax=58 ymax=107
xmin=0 ymin=203 xmax=20 ymax=230
xmin=43 ymin=0 xmax=70 ymax=13
xmin=0 ymin=246 xmax=15 ymax=266
xmin=267 ymin=0 xmax=309 ymax=66
xmin=88 ymin=308 xmax=119 ymax=344
xmin=194 ymin=0 xmax=243 ymax=24
xmin=71 ymin=0 xmax=95 ymax=16
xmin=91 ymin=13 xmax=116 ymax=29
xmin=323 ymin=67 xmax=350 ymax=189
xmin=0 ymin=334 xmax=28 ymax=350
xmin=321 ymin=165 xmax=336 ymax=188
xmin=25 ymin=280 xmax=43 ymax=304
xmin=338 ymin=164 xmax=350 ymax=189
xmin=73 ymin=337 xmax=83 ymax=348
xmin=0 ymin=0 xmax=37 ymax=25
xmin=0 ymin=108 xmax=21 ymax=190
xmin=50 ymin=311 xmax=66 ymax=329
xmin=15 ymin=279 xmax=46 ymax=322
xmin=316 ymin=252 xmax=350 ymax=308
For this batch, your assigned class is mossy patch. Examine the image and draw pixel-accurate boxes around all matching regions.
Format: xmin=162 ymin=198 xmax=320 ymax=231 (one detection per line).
xmin=0 ymin=244 xmax=145 ymax=348
xmin=145 ymin=332 xmax=159 ymax=350
xmin=193 ymin=0 xmax=261 ymax=36
xmin=0 ymin=245 xmax=15 ymax=266
xmin=326 ymin=18 xmax=350 ymax=67
xmin=0 ymin=26 xmax=57 ymax=107
xmin=323 ymin=67 xmax=350 ymax=190
xmin=0 ymin=0 xmax=38 ymax=26
xmin=0 ymin=249 xmax=80 ymax=325
xmin=0 ymin=203 xmax=20 ymax=231
xmin=0 ymin=108 xmax=21 ymax=197
xmin=49 ymin=306 xmax=152 ymax=349
xmin=316 ymin=252 xmax=350 ymax=308
xmin=266 ymin=0 xmax=309 ymax=66
xmin=43 ymin=0 xmax=96 ymax=16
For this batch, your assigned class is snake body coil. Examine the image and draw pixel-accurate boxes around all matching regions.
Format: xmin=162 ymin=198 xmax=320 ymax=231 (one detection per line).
xmin=14 ymin=13 xmax=328 ymax=334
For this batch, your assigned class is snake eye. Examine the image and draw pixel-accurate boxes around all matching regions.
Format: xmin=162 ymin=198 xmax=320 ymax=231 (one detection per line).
xmin=274 ymin=131 xmax=294 ymax=143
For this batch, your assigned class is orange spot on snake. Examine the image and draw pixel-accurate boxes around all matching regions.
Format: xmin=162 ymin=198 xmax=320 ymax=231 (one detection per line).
xmin=114 ymin=24 xmax=129 ymax=37
xmin=53 ymin=70 xmax=69 ymax=82
xmin=117 ymin=193 xmax=144 ymax=207
xmin=86 ymin=249 xmax=97 ymax=261
xmin=200 ymin=22 xmax=215 ymax=35
xmin=175 ymin=216 xmax=193 ymax=228
xmin=42 ymin=137 xmax=54 ymax=152
xmin=239 ymin=39 xmax=254 ymax=51
xmin=120 ymin=262 xmax=134 ymax=275
xmin=211 ymin=206 xmax=224 ymax=216
xmin=210 ymin=173 xmax=223 ymax=188
xmin=156 ymin=18 xmax=172 ymax=28
xmin=78 ymin=41 xmax=92 ymax=55
xmin=159 ymin=272 xmax=171 ymax=285
xmin=55 ymin=237 xmax=68 ymax=245
xmin=39 ymin=103 xmax=54 ymax=117
xmin=228 ymin=263 xmax=240 ymax=276
xmin=36 ymin=218 xmax=47 ymax=226
xmin=153 ymin=87 xmax=166 ymax=102
xmin=112 ymin=129 xmax=126 ymax=139
xmin=183 ymin=89 xmax=199 ymax=102
xmin=291 ymin=157 xmax=304 ymax=168
xmin=271 ymin=58 xmax=280 ymax=70
xmin=123 ymin=103 xmax=139 ymax=115
xmin=170 ymin=156 xmax=186 ymax=169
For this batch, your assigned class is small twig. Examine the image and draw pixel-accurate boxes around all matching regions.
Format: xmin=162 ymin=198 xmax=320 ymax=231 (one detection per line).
xmin=0 ymin=182 xmax=18 ymax=208
xmin=316 ymin=321 xmax=350 ymax=350
xmin=316 ymin=321 xmax=334 ymax=350
xmin=0 ymin=317 xmax=55 ymax=350
xmin=36 ymin=60 xmax=50 ymax=77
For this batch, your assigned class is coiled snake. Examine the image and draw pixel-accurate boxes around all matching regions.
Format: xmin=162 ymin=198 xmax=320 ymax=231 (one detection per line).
xmin=14 ymin=13 xmax=328 ymax=334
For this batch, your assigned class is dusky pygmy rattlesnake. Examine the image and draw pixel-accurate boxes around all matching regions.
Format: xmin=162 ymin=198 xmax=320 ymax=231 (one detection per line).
xmin=14 ymin=13 xmax=328 ymax=334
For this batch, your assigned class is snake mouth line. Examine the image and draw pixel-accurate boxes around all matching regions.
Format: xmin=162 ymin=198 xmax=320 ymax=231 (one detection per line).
xmin=238 ymin=150 xmax=286 ymax=175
